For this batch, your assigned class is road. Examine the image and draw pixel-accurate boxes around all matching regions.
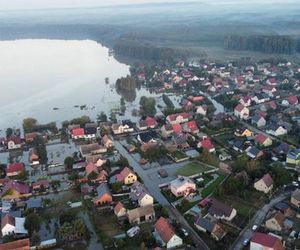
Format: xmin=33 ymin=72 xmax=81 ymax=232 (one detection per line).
xmin=114 ymin=140 xmax=209 ymax=250
xmin=230 ymin=191 xmax=292 ymax=250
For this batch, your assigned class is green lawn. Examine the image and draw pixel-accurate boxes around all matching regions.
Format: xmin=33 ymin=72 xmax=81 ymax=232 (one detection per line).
xmin=176 ymin=162 xmax=214 ymax=176
xmin=201 ymin=174 xmax=226 ymax=198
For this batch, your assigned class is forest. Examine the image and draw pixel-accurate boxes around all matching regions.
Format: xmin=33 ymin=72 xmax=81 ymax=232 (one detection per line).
xmin=224 ymin=35 xmax=300 ymax=54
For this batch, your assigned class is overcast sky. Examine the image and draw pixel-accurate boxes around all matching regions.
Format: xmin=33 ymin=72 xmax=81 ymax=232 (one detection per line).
xmin=0 ymin=0 xmax=192 ymax=10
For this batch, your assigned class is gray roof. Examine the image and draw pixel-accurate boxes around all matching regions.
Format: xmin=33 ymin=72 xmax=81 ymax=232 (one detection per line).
xmin=130 ymin=181 xmax=151 ymax=202
xmin=195 ymin=217 xmax=215 ymax=233
xmin=96 ymin=183 xmax=111 ymax=199
xmin=292 ymin=189 xmax=300 ymax=201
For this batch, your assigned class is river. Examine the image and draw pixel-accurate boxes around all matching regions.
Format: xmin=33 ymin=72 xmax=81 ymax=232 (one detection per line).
xmin=0 ymin=39 xmax=157 ymax=134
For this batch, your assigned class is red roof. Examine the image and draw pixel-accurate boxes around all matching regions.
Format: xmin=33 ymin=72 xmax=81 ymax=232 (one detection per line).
xmin=235 ymin=104 xmax=246 ymax=112
xmin=262 ymin=85 xmax=276 ymax=92
xmin=251 ymin=232 xmax=283 ymax=250
xmin=1 ymin=180 xmax=30 ymax=196
xmin=7 ymin=136 xmax=21 ymax=145
xmin=188 ymin=96 xmax=204 ymax=102
xmin=117 ymin=167 xmax=135 ymax=182
xmin=289 ymin=95 xmax=298 ymax=105
xmin=7 ymin=163 xmax=25 ymax=174
xmin=172 ymin=124 xmax=182 ymax=134
xmin=114 ymin=202 xmax=125 ymax=214
xmin=200 ymin=137 xmax=215 ymax=151
xmin=32 ymin=179 xmax=50 ymax=189
xmin=255 ymin=133 xmax=269 ymax=144
xmin=85 ymin=162 xmax=98 ymax=176
xmin=72 ymin=128 xmax=85 ymax=137
xmin=1 ymin=214 xmax=15 ymax=229
xmin=155 ymin=217 xmax=176 ymax=243
xmin=185 ymin=120 xmax=199 ymax=133
xmin=261 ymin=173 xmax=273 ymax=187
xmin=167 ymin=112 xmax=192 ymax=122
xmin=145 ymin=116 xmax=158 ymax=127
xmin=0 ymin=238 xmax=30 ymax=250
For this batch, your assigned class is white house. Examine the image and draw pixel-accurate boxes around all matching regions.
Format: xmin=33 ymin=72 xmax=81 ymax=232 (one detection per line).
xmin=169 ymin=177 xmax=196 ymax=197
xmin=196 ymin=106 xmax=208 ymax=116
xmin=234 ymin=104 xmax=249 ymax=120
xmin=154 ymin=217 xmax=183 ymax=249
xmin=254 ymin=174 xmax=273 ymax=193
xmin=1 ymin=214 xmax=28 ymax=236
xmin=130 ymin=181 xmax=154 ymax=207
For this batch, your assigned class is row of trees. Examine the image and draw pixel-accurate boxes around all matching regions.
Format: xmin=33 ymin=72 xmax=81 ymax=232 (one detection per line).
xmin=139 ymin=96 xmax=156 ymax=117
xmin=224 ymin=35 xmax=300 ymax=54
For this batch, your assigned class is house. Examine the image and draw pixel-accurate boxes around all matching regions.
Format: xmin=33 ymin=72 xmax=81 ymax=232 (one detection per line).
xmin=255 ymin=133 xmax=272 ymax=147
xmin=85 ymin=162 xmax=108 ymax=183
xmin=102 ymin=135 xmax=114 ymax=148
xmin=273 ymin=143 xmax=290 ymax=156
xmin=172 ymin=124 xmax=182 ymax=135
xmin=239 ymin=96 xmax=252 ymax=107
xmin=182 ymin=121 xmax=199 ymax=134
xmin=137 ymin=131 xmax=158 ymax=144
xmin=145 ymin=116 xmax=158 ymax=128
xmin=266 ymin=77 xmax=278 ymax=86
xmin=93 ymin=183 xmax=112 ymax=206
xmin=80 ymin=143 xmax=107 ymax=158
xmin=265 ymin=211 xmax=285 ymax=232
xmin=246 ymin=146 xmax=264 ymax=159
xmin=286 ymin=149 xmax=300 ymax=165
xmin=114 ymin=167 xmax=137 ymax=185
xmin=169 ymin=177 xmax=196 ymax=197
xmin=6 ymin=163 xmax=25 ymax=177
xmin=0 ymin=238 xmax=30 ymax=250
xmin=196 ymin=105 xmax=208 ymax=116
xmin=127 ymin=205 xmax=155 ymax=224
xmin=31 ymin=179 xmax=50 ymax=192
xmin=7 ymin=136 xmax=21 ymax=150
xmin=166 ymin=112 xmax=192 ymax=125
xmin=251 ymin=115 xmax=266 ymax=128
xmin=84 ymin=123 xmax=97 ymax=139
xmin=274 ymin=202 xmax=291 ymax=216
xmin=290 ymin=189 xmax=300 ymax=208
xmin=194 ymin=217 xmax=227 ymax=241
xmin=266 ymin=123 xmax=287 ymax=136
xmin=130 ymin=181 xmax=154 ymax=207
xmin=251 ymin=93 xmax=270 ymax=104
xmin=197 ymin=136 xmax=215 ymax=153
xmin=234 ymin=104 xmax=249 ymax=120
xmin=1 ymin=180 xmax=30 ymax=199
xmin=235 ymin=128 xmax=254 ymax=137
xmin=262 ymin=85 xmax=277 ymax=96
xmin=29 ymin=149 xmax=39 ymax=165
xmin=24 ymin=132 xmax=38 ymax=143
xmin=137 ymin=120 xmax=148 ymax=131
xmin=154 ymin=217 xmax=183 ymax=249
xmin=188 ymin=96 xmax=204 ymax=103
xmin=208 ymin=198 xmax=237 ymax=221
xmin=1 ymin=214 xmax=28 ymax=236
xmin=250 ymin=232 xmax=284 ymax=250
xmin=114 ymin=202 xmax=126 ymax=217
xmin=111 ymin=122 xmax=134 ymax=135
xmin=161 ymin=124 xmax=174 ymax=138
xmin=71 ymin=128 xmax=85 ymax=139
xmin=218 ymin=163 xmax=232 ymax=175
xmin=288 ymin=95 xmax=298 ymax=105
xmin=172 ymin=134 xmax=189 ymax=149
xmin=254 ymin=174 xmax=273 ymax=193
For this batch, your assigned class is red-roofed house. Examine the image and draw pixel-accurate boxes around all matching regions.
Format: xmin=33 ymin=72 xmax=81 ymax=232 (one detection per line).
xmin=182 ymin=121 xmax=199 ymax=134
xmin=1 ymin=180 xmax=30 ymax=199
xmin=234 ymin=104 xmax=249 ymax=120
xmin=6 ymin=163 xmax=25 ymax=177
xmin=262 ymin=85 xmax=277 ymax=96
xmin=24 ymin=132 xmax=38 ymax=143
xmin=266 ymin=78 xmax=278 ymax=86
xmin=154 ymin=217 xmax=183 ymax=249
xmin=250 ymin=232 xmax=284 ymax=250
xmin=0 ymin=238 xmax=30 ymax=250
xmin=7 ymin=136 xmax=21 ymax=150
xmin=114 ymin=202 xmax=126 ymax=217
xmin=239 ymin=96 xmax=252 ymax=107
xmin=255 ymin=133 xmax=272 ymax=147
xmin=32 ymin=179 xmax=50 ymax=192
xmin=172 ymin=124 xmax=182 ymax=135
xmin=145 ymin=116 xmax=158 ymax=128
xmin=188 ymin=96 xmax=204 ymax=103
xmin=166 ymin=113 xmax=192 ymax=125
xmin=197 ymin=137 xmax=215 ymax=153
xmin=196 ymin=105 xmax=208 ymax=116
xmin=289 ymin=95 xmax=298 ymax=105
xmin=116 ymin=167 xmax=137 ymax=185
xmin=254 ymin=174 xmax=274 ymax=193
xmin=71 ymin=128 xmax=85 ymax=139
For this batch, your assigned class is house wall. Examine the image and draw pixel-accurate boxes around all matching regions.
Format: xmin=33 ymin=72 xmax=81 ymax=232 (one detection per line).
xmin=2 ymin=224 xmax=15 ymax=236
xmin=166 ymin=235 xmax=183 ymax=249
xmin=94 ymin=194 xmax=112 ymax=206
xmin=265 ymin=218 xmax=282 ymax=232
xmin=124 ymin=174 xmax=137 ymax=185
xmin=291 ymin=197 xmax=300 ymax=208
xmin=254 ymin=180 xmax=272 ymax=193
xmin=139 ymin=195 xmax=154 ymax=207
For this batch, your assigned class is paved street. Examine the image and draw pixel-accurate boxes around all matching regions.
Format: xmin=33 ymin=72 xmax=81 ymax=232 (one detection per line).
xmin=114 ymin=140 xmax=209 ymax=250
xmin=230 ymin=191 xmax=292 ymax=250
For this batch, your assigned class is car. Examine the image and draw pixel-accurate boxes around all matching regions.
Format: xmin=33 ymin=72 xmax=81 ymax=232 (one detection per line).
xmin=243 ymin=239 xmax=249 ymax=246
xmin=292 ymin=181 xmax=299 ymax=187
xmin=180 ymin=228 xmax=189 ymax=237
xmin=158 ymin=169 xmax=168 ymax=178
xmin=252 ymin=225 xmax=258 ymax=231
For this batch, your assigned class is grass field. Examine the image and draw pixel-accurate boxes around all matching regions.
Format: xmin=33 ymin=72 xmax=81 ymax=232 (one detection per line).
xmin=201 ymin=174 xmax=226 ymax=198
xmin=176 ymin=161 xmax=215 ymax=176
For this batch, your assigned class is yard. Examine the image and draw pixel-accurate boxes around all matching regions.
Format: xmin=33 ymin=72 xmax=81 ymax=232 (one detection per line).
xmin=176 ymin=161 xmax=215 ymax=176
xmin=201 ymin=174 xmax=226 ymax=197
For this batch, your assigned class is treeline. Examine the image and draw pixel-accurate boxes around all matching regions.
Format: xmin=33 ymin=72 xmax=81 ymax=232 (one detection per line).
xmin=113 ymin=38 xmax=176 ymax=62
xmin=224 ymin=35 xmax=300 ymax=54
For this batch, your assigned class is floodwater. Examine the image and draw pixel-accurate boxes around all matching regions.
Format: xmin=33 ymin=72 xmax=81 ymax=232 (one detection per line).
xmin=0 ymin=39 xmax=156 ymax=133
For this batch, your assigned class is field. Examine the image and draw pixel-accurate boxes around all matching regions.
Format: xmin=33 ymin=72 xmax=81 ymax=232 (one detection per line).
xmin=201 ymin=174 xmax=226 ymax=198
xmin=176 ymin=161 xmax=215 ymax=176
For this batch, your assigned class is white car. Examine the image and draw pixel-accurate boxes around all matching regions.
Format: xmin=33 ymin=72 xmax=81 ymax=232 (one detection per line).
xmin=243 ymin=239 xmax=249 ymax=246
xmin=252 ymin=225 xmax=258 ymax=231
xmin=180 ymin=228 xmax=188 ymax=237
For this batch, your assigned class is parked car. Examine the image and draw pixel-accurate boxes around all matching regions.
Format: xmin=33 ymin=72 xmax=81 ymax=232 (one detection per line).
xmin=243 ymin=239 xmax=249 ymax=246
xmin=127 ymin=226 xmax=140 ymax=238
xmin=252 ymin=225 xmax=258 ymax=231
xmin=180 ymin=228 xmax=189 ymax=237
xmin=158 ymin=169 xmax=168 ymax=178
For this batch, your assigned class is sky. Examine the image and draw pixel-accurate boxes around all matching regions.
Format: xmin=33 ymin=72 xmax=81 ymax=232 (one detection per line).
xmin=0 ymin=0 xmax=191 ymax=10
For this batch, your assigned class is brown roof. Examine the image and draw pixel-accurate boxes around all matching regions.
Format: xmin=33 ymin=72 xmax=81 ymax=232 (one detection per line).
xmin=1 ymin=214 xmax=15 ymax=229
xmin=209 ymin=199 xmax=233 ymax=218
xmin=261 ymin=173 xmax=273 ymax=187
xmin=127 ymin=205 xmax=154 ymax=222
xmin=155 ymin=217 xmax=176 ymax=243
xmin=272 ymin=211 xmax=285 ymax=228
xmin=235 ymin=104 xmax=246 ymax=112
xmin=114 ymin=202 xmax=125 ymax=214
xmin=0 ymin=239 xmax=30 ymax=250
xmin=251 ymin=232 xmax=283 ymax=250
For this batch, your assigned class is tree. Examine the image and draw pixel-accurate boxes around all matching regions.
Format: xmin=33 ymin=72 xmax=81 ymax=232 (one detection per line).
xmin=59 ymin=210 xmax=77 ymax=226
xmin=139 ymin=96 xmax=156 ymax=117
xmin=97 ymin=112 xmax=107 ymax=123
xmin=68 ymin=172 xmax=79 ymax=181
xmin=24 ymin=213 xmax=41 ymax=234
xmin=271 ymin=166 xmax=292 ymax=187
xmin=117 ymin=156 xmax=129 ymax=168
xmin=112 ymin=182 xmax=123 ymax=193
xmin=33 ymin=135 xmax=48 ymax=164
xmin=64 ymin=157 xmax=75 ymax=168
xmin=16 ymin=170 xmax=28 ymax=181
xmin=30 ymin=231 xmax=40 ymax=246
xmin=23 ymin=117 xmax=38 ymax=133
xmin=51 ymin=180 xmax=61 ymax=190
xmin=6 ymin=128 xmax=13 ymax=138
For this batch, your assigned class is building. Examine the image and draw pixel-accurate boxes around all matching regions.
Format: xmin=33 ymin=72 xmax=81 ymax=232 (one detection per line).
xmin=6 ymin=163 xmax=25 ymax=177
xmin=208 ymin=199 xmax=237 ymax=221
xmin=6 ymin=136 xmax=21 ymax=150
xmin=93 ymin=183 xmax=112 ymax=206
xmin=84 ymin=123 xmax=97 ymax=139
xmin=71 ymin=128 xmax=85 ymax=139
xmin=252 ymin=115 xmax=266 ymax=128
xmin=130 ymin=181 xmax=154 ymax=207
xmin=250 ymin=232 xmax=284 ymax=250
xmin=0 ymin=238 xmax=30 ymax=250
xmin=255 ymin=133 xmax=272 ymax=147
xmin=24 ymin=132 xmax=38 ymax=143
xmin=1 ymin=180 xmax=30 ymax=199
xmin=1 ymin=214 xmax=28 ymax=236
xmin=234 ymin=104 xmax=249 ymax=120
xmin=196 ymin=106 xmax=208 ymax=116
xmin=254 ymin=174 xmax=273 ymax=193
xmin=182 ymin=120 xmax=199 ymax=134
xmin=166 ymin=112 xmax=192 ymax=125
xmin=194 ymin=217 xmax=227 ymax=241
xmin=197 ymin=136 xmax=215 ymax=153
xmin=127 ymin=205 xmax=155 ymax=225
xmin=114 ymin=167 xmax=137 ymax=185
xmin=291 ymin=189 xmax=300 ymax=208
xmin=114 ymin=202 xmax=126 ymax=217
xmin=29 ymin=149 xmax=39 ymax=165
xmin=265 ymin=211 xmax=285 ymax=232
xmin=286 ymin=149 xmax=300 ymax=165
xmin=102 ymin=135 xmax=114 ymax=148
xmin=111 ymin=123 xmax=134 ymax=135
xmin=161 ymin=124 xmax=174 ymax=138
xmin=154 ymin=217 xmax=183 ymax=249
xmin=80 ymin=143 xmax=107 ymax=158
xmin=169 ymin=177 xmax=196 ymax=197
